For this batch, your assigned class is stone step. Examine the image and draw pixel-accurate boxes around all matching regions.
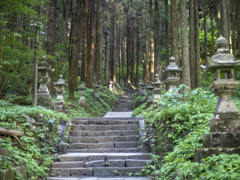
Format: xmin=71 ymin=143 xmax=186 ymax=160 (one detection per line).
xmin=51 ymin=167 xmax=144 ymax=177
xmin=72 ymin=119 xmax=139 ymax=125
xmin=52 ymin=159 xmax=151 ymax=168
xmin=68 ymin=148 xmax=141 ymax=153
xmin=70 ymin=130 xmax=139 ymax=137
xmin=69 ymin=136 xmax=139 ymax=143
xmin=59 ymin=153 xmax=152 ymax=162
xmin=71 ymin=124 xmax=139 ymax=131
xmin=68 ymin=141 xmax=139 ymax=149
xmin=47 ymin=177 xmax=150 ymax=180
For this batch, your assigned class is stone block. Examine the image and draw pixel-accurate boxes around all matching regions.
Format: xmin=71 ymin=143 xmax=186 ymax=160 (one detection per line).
xmin=51 ymin=168 xmax=70 ymax=176
xmin=0 ymin=169 xmax=14 ymax=180
xmin=209 ymin=116 xmax=240 ymax=132
xmin=126 ymin=159 xmax=151 ymax=167
xmin=71 ymin=168 xmax=93 ymax=176
xmin=93 ymin=167 xmax=119 ymax=176
xmin=85 ymin=160 xmax=105 ymax=167
xmin=52 ymin=161 xmax=84 ymax=168
xmin=0 ymin=149 xmax=8 ymax=156
xmin=195 ymin=148 xmax=240 ymax=162
xmin=14 ymin=166 xmax=26 ymax=179
xmin=117 ymin=167 xmax=143 ymax=176
xmin=88 ymin=155 xmax=105 ymax=161
xmin=203 ymin=132 xmax=240 ymax=148
xmin=108 ymin=159 xmax=125 ymax=167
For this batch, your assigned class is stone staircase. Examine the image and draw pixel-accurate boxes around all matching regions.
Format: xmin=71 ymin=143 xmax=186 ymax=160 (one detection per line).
xmin=114 ymin=90 xmax=138 ymax=112
xmin=49 ymin=117 xmax=151 ymax=179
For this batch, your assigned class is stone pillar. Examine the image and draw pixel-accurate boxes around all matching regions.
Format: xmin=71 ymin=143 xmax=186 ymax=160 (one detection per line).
xmin=152 ymin=74 xmax=162 ymax=102
xmin=195 ymin=36 xmax=240 ymax=162
xmin=78 ymin=81 xmax=87 ymax=105
xmin=55 ymin=75 xmax=67 ymax=112
xmin=146 ymin=81 xmax=154 ymax=104
xmin=94 ymin=81 xmax=100 ymax=101
xmin=37 ymin=55 xmax=53 ymax=108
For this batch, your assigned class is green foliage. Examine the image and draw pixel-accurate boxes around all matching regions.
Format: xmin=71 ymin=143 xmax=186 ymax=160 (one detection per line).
xmin=0 ymin=100 xmax=69 ymax=179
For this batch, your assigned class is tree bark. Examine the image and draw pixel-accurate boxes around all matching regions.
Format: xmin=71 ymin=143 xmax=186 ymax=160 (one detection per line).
xmin=189 ymin=0 xmax=195 ymax=89
xmin=210 ymin=6 xmax=215 ymax=55
xmin=222 ymin=0 xmax=229 ymax=48
xmin=180 ymin=0 xmax=191 ymax=89
xmin=113 ymin=14 xmax=117 ymax=88
xmin=127 ymin=7 xmax=131 ymax=83
xmin=203 ymin=0 xmax=207 ymax=62
xmin=86 ymin=0 xmax=95 ymax=88
xmin=46 ymin=0 xmax=57 ymax=96
xmin=171 ymin=0 xmax=180 ymax=66
xmin=155 ymin=0 xmax=160 ymax=76
xmin=131 ymin=25 xmax=135 ymax=83
xmin=150 ymin=0 xmax=154 ymax=81
xmin=81 ymin=2 xmax=88 ymax=83
xmin=95 ymin=0 xmax=102 ymax=84
xmin=195 ymin=0 xmax=201 ymax=88
xmin=237 ymin=4 xmax=240 ymax=59
xmin=136 ymin=21 xmax=139 ymax=85
xmin=165 ymin=0 xmax=170 ymax=66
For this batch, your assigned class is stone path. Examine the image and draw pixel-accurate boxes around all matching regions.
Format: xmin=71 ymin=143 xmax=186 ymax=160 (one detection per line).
xmin=48 ymin=91 xmax=151 ymax=180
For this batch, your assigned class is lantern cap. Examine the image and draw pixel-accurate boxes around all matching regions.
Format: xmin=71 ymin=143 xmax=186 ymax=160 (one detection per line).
xmin=78 ymin=81 xmax=86 ymax=90
xmin=146 ymin=81 xmax=154 ymax=89
xmin=165 ymin=56 xmax=182 ymax=72
xmin=202 ymin=36 xmax=240 ymax=73
xmin=55 ymin=75 xmax=65 ymax=86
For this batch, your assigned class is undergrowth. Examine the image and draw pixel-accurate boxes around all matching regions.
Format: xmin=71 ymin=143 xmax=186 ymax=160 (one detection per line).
xmin=133 ymin=84 xmax=240 ymax=179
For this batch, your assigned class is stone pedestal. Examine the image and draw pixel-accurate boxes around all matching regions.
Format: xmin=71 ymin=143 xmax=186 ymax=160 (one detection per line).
xmin=94 ymin=81 xmax=100 ymax=101
xmin=37 ymin=55 xmax=53 ymax=109
xmin=55 ymin=75 xmax=68 ymax=113
xmin=195 ymin=36 xmax=240 ymax=162
xmin=78 ymin=82 xmax=87 ymax=105
xmin=152 ymin=74 xmax=162 ymax=102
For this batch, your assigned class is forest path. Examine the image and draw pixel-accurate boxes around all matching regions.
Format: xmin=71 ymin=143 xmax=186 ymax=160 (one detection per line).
xmin=47 ymin=89 xmax=152 ymax=180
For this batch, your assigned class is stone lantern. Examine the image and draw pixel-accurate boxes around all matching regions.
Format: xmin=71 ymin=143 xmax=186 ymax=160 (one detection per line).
xmin=78 ymin=81 xmax=86 ymax=105
xmin=138 ymin=80 xmax=143 ymax=94
xmin=37 ymin=55 xmax=52 ymax=108
xmin=140 ymin=82 xmax=146 ymax=96
xmin=55 ymin=75 xmax=66 ymax=110
xmin=195 ymin=36 xmax=240 ymax=162
xmin=152 ymin=74 xmax=163 ymax=102
xmin=94 ymin=81 xmax=100 ymax=101
xmin=102 ymin=80 xmax=108 ymax=94
xmin=146 ymin=81 xmax=154 ymax=103
xmin=165 ymin=56 xmax=182 ymax=91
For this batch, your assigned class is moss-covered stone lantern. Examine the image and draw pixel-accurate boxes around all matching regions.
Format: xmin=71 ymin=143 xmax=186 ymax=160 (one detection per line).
xmin=152 ymin=74 xmax=162 ymax=102
xmin=37 ymin=55 xmax=52 ymax=108
xmin=55 ymin=75 xmax=66 ymax=111
xmin=165 ymin=56 xmax=182 ymax=91
xmin=140 ymin=82 xmax=146 ymax=96
xmin=138 ymin=80 xmax=143 ymax=94
xmin=102 ymin=80 xmax=108 ymax=94
xmin=78 ymin=81 xmax=86 ymax=105
xmin=195 ymin=36 xmax=240 ymax=162
xmin=94 ymin=81 xmax=100 ymax=101
xmin=146 ymin=81 xmax=154 ymax=103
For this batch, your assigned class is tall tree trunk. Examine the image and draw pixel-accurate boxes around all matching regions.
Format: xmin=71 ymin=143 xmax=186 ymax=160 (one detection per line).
xmin=165 ymin=0 xmax=170 ymax=66
xmin=46 ymin=0 xmax=57 ymax=96
xmin=81 ymin=2 xmax=88 ymax=83
xmin=222 ymin=0 xmax=229 ymax=47
xmin=217 ymin=0 xmax=222 ymax=36
xmin=155 ymin=0 xmax=160 ymax=75
xmin=237 ymin=4 xmax=240 ymax=59
xmin=203 ymin=0 xmax=207 ymax=62
xmin=95 ymin=0 xmax=102 ymax=84
xmin=113 ymin=14 xmax=117 ymax=88
xmin=105 ymin=32 xmax=109 ymax=81
xmin=180 ymin=0 xmax=191 ymax=89
xmin=210 ymin=6 xmax=215 ymax=55
xmin=110 ymin=32 xmax=113 ymax=80
xmin=136 ymin=21 xmax=139 ymax=84
xmin=195 ymin=0 xmax=201 ymax=88
xmin=131 ymin=25 xmax=134 ymax=83
xmin=171 ymin=0 xmax=180 ymax=66
xmin=121 ymin=20 xmax=124 ymax=80
xmin=127 ymin=9 xmax=131 ymax=83
xmin=150 ymin=0 xmax=154 ymax=81
xmin=86 ymin=0 xmax=95 ymax=88
xmin=189 ymin=0 xmax=195 ymax=89
xmin=232 ymin=1 xmax=236 ymax=57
